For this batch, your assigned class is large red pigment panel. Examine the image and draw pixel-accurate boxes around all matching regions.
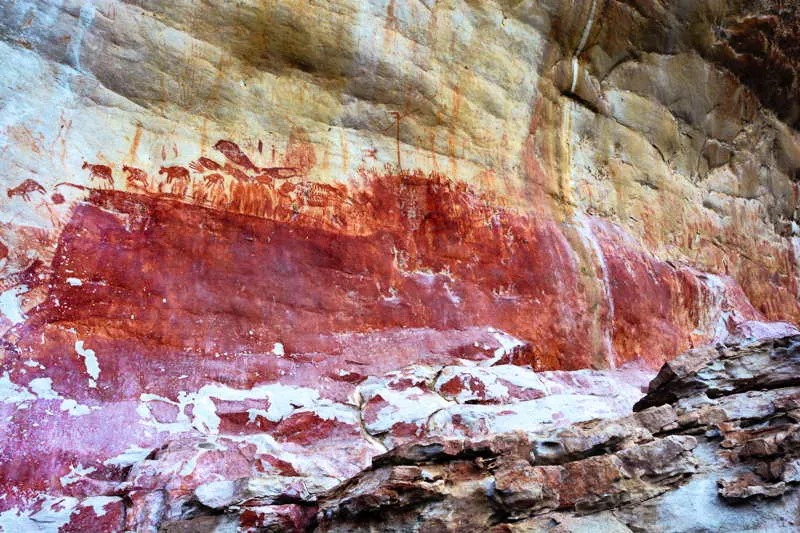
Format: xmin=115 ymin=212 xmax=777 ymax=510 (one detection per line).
xmin=8 ymin=140 xmax=763 ymax=371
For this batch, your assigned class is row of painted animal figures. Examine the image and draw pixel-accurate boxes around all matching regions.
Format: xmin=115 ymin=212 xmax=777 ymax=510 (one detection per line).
xmin=7 ymin=148 xmax=346 ymax=226
xmin=79 ymin=160 xmax=348 ymax=218
xmin=7 ymin=138 xmax=337 ymax=215
xmin=81 ymin=139 xmax=306 ymax=190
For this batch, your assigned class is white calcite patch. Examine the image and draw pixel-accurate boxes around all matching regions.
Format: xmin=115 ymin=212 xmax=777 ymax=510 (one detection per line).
xmin=694 ymin=271 xmax=737 ymax=341
xmin=0 ymin=285 xmax=28 ymax=325
xmin=0 ymin=371 xmax=36 ymax=404
xmin=0 ymin=496 xmax=78 ymax=532
xmin=356 ymin=365 xmax=451 ymax=438
xmin=435 ymin=366 xmax=512 ymax=403
xmin=195 ymin=475 xmax=339 ymax=509
xmin=79 ymin=496 xmax=118 ymax=518
xmin=219 ymin=432 xmax=373 ymax=480
xmin=58 ymin=399 xmax=93 ymax=416
xmin=724 ymin=320 xmax=800 ymax=343
xmin=138 ymin=382 xmax=357 ymax=436
xmin=0 ymin=494 xmax=121 ymax=532
xmin=483 ymin=329 xmax=526 ymax=366
xmin=194 ymin=479 xmax=239 ymax=509
xmin=488 ymin=365 xmax=552 ymax=391
xmin=570 ymin=213 xmax=617 ymax=368
xmin=359 ymin=384 xmax=449 ymax=435
xmin=103 ymin=444 xmax=153 ymax=468
xmin=28 ymin=378 xmax=60 ymax=400
xmin=75 ymin=340 xmax=100 ymax=387
xmin=65 ymin=277 xmax=82 ymax=286
xmin=537 ymin=367 xmax=652 ymax=403
xmin=60 ymin=463 xmax=97 ymax=487
xmin=0 ymin=371 xmax=96 ymax=416
xmin=177 ymin=445 xmax=207 ymax=477
xmin=428 ymin=393 xmax=635 ymax=437
xmin=434 ymin=365 xmax=550 ymax=403
xmin=356 ymin=362 xmax=654 ymax=445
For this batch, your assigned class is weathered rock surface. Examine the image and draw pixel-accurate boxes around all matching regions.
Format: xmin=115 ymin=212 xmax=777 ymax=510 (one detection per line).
xmin=1 ymin=1 xmax=800 ymax=531
xmin=303 ymin=335 xmax=800 ymax=532
xmin=0 ymin=333 xmax=787 ymax=531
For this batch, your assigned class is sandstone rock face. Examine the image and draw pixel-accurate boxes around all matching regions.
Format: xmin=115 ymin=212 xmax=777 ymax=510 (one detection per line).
xmin=1 ymin=0 xmax=799 ymax=531
xmin=2 ymin=0 xmax=799 ymax=366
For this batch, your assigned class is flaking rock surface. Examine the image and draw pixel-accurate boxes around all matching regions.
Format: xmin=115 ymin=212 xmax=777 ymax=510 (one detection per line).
xmin=280 ymin=335 xmax=798 ymax=532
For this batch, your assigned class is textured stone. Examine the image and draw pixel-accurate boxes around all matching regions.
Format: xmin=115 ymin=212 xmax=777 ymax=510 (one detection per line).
xmin=308 ymin=335 xmax=800 ymax=532
xmin=2 ymin=1 xmax=800 ymax=530
xmin=635 ymin=335 xmax=800 ymax=410
xmin=239 ymin=504 xmax=318 ymax=533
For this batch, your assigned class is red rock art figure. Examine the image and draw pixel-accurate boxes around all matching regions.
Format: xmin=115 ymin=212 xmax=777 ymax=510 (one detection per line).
xmin=258 ymin=167 xmax=300 ymax=180
xmin=253 ymin=172 xmax=274 ymax=187
xmin=283 ymin=127 xmax=317 ymax=177
xmin=189 ymin=157 xmax=222 ymax=173
xmin=35 ymin=194 xmax=63 ymax=228
xmin=82 ymin=162 xmax=114 ymax=188
xmin=240 ymin=182 xmax=267 ymax=216
xmin=253 ymin=182 xmax=273 ymax=217
xmin=228 ymin=179 xmax=249 ymax=213
xmin=388 ymin=111 xmax=404 ymax=169
xmin=249 ymin=174 xmax=278 ymax=215
xmin=191 ymin=181 xmax=207 ymax=204
xmin=6 ymin=179 xmax=46 ymax=201
xmin=225 ymin=159 xmax=266 ymax=215
xmin=203 ymin=173 xmax=225 ymax=187
xmin=214 ymin=140 xmax=258 ymax=171
xmin=299 ymin=181 xmax=347 ymax=208
xmin=194 ymin=172 xmax=226 ymax=206
xmin=223 ymin=162 xmax=251 ymax=183
xmin=270 ymin=181 xmax=303 ymax=221
xmin=158 ymin=166 xmax=190 ymax=197
xmin=0 ymin=259 xmax=43 ymax=293
xmin=122 ymin=165 xmax=150 ymax=191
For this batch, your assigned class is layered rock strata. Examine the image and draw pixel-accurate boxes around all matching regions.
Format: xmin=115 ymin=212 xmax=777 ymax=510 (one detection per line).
xmin=309 ymin=335 xmax=797 ymax=532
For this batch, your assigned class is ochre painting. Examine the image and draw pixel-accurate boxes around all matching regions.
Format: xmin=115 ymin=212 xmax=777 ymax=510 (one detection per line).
xmin=1 ymin=1 xmax=799 ymax=531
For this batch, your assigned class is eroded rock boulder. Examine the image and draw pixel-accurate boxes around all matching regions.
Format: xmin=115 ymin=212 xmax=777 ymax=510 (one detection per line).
xmin=304 ymin=335 xmax=800 ymax=532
